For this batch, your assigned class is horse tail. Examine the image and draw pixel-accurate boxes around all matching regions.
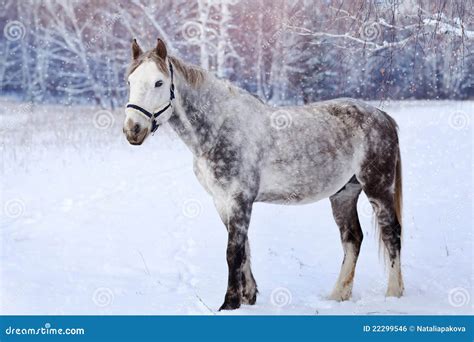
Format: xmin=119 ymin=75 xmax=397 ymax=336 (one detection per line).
xmin=375 ymin=110 xmax=403 ymax=256
xmin=394 ymin=145 xmax=403 ymax=232
xmin=384 ymin=111 xmax=403 ymax=232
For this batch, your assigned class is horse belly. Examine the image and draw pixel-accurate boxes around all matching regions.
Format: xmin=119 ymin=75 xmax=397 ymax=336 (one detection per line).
xmin=256 ymin=149 xmax=360 ymax=205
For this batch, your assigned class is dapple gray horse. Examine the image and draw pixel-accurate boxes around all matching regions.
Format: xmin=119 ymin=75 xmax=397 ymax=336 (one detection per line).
xmin=123 ymin=38 xmax=403 ymax=310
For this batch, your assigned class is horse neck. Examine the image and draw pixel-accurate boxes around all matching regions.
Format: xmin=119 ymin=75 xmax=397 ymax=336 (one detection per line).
xmin=167 ymin=66 xmax=234 ymax=156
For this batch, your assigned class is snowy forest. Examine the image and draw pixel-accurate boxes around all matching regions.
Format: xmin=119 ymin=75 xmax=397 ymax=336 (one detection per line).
xmin=1 ymin=0 xmax=473 ymax=108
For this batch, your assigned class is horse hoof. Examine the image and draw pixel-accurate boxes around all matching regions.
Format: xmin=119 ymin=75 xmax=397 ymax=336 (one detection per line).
xmin=328 ymin=289 xmax=351 ymax=301
xmin=242 ymin=286 xmax=257 ymax=305
xmin=219 ymin=294 xmax=242 ymax=311
xmin=386 ymin=287 xmax=404 ymax=298
xmin=219 ymin=301 xmax=241 ymax=311
xmin=242 ymin=292 xmax=257 ymax=305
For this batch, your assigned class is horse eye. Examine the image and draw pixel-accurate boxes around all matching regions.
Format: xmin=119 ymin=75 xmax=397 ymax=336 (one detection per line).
xmin=155 ymin=80 xmax=163 ymax=88
xmin=127 ymin=81 xmax=130 ymax=86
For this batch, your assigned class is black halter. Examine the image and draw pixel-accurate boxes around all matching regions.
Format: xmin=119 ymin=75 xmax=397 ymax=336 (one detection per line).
xmin=126 ymin=62 xmax=175 ymax=134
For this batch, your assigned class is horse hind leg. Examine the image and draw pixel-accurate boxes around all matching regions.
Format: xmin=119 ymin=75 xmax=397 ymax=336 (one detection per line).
xmin=358 ymin=147 xmax=404 ymax=297
xmin=365 ymin=191 xmax=403 ymax=297
xmin=328 ymin=175 xmax=363 ymax=301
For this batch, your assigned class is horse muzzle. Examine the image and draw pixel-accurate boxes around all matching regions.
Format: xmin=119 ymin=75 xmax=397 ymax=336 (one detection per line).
xmin=124 ymin=126 xmax=149 ymax=145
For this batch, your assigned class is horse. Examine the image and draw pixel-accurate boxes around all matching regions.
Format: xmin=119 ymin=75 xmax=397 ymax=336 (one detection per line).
xmin=123 ymin=38 xmax=404 ymax=310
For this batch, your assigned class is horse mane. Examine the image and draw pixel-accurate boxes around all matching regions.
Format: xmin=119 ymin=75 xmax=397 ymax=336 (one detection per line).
xmin=169 ymin=55 xmax=266 ymax=106
xmin=168 ymin=56 xmax=205 ymax=88
xmin=169 ymin=57 xmax=266 ymax=103
xmin=128 ymin=51 xmax=267 ymax=104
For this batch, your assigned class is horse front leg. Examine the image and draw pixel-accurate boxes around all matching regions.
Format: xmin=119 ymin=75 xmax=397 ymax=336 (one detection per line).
xmin=216 ymin=193 xmax=256 ymax=311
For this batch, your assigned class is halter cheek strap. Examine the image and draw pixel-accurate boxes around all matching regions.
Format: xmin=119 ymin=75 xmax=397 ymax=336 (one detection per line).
xmin=126 ymin=62 xmax=175 ymax=134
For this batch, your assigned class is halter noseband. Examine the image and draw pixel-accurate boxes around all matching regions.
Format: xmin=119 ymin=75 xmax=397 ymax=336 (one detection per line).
xmin=126 ymin=61 xmax=175 ymax=134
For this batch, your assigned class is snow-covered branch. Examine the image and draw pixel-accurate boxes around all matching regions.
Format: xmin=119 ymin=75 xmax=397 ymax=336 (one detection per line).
xmin=0 ymin=0 xmax=471 ymax=105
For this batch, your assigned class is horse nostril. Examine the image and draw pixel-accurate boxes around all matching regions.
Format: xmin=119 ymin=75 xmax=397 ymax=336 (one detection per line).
xmin=133 ymin=123 xmax=140 ymax=134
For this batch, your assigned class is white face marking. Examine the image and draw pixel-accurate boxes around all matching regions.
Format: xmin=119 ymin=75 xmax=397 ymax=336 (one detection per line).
xmin=123 ymin=59 xmax=172 ymax=144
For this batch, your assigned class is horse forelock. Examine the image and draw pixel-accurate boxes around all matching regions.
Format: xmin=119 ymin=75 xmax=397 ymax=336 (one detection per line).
xmin=127 ymin=50 xmax=169 ymax=78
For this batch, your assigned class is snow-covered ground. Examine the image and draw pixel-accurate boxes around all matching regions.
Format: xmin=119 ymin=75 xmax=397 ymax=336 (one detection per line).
xmin=0 ymin=98 xmax=472 ymax=315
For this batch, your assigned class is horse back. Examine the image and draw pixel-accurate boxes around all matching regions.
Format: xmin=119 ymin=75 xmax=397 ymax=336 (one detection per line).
xmin=256 ymin=98 xmax=398 ymax=204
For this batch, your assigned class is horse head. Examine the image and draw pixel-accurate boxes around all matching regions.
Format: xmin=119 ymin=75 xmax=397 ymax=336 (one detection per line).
xmin=123 ymin=38 xmax=175 ymax=145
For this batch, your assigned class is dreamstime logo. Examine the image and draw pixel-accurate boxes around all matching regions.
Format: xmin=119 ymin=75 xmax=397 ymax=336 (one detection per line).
xmin=448 ymin=111 xmax=470 ymax=130
xmin=195 ymin=100 xmax=211 ymax=117
xmin=92 ymin=287 xmax=114 ymax=307
xmin=270 ymin=110 xmax=292 ymax=130
xmin=93 ymin=110 xmax=115 ymax=130
xmin=4 ymin=20 xmax=26 ymax=41
xmin=270 ymin=287 xmax=292 ymax=307
xmin=263 ymin=10 xmax=303 ymax=49
xmin=2 ymin=103 xmax=33 ymax=130
xmin=16 ymin=102 xmax=34 ymax=115
xmin=3 ymin=199 xmax=25 ymax=219
xmin=448 ymin=287 xmax=470 ymax=307
xmin=283 ymin=192 xmax=299 ymax=205
xmin=182 ymin=199 xmax=202 ymax=219
xmin=361 ymin=115 xmax=377 ymax=131
xmin=360 ymin=22 xmax=381 ymax=41
xmin=181 ymin=21 xmax=203 ymax=43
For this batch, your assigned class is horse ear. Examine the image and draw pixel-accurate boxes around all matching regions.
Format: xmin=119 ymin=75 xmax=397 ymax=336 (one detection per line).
xmin=132 ymin=39 xmax=142 ymax=60
xmin=155 ymin=38 xmax=167 ymax=59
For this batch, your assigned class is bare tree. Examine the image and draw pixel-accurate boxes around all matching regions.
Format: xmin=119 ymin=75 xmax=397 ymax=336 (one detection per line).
xmin=0 ymin=0 xmax=471 ymax=106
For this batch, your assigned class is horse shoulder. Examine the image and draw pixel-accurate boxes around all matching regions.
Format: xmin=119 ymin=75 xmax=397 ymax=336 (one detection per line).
xmin=193 ymin=137 xmax=261 ymax=198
